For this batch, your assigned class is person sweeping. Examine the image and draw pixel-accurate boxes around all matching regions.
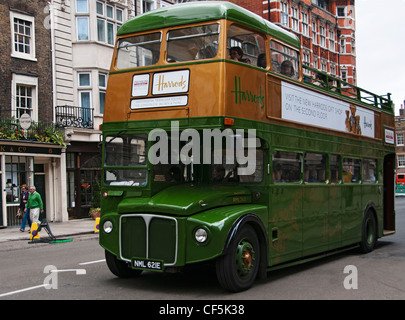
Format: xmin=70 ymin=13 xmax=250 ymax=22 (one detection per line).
xmin=25 ymin=185 xmax=44 ymax=225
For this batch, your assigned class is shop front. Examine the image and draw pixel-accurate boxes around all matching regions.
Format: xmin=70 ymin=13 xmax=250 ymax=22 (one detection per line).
xmin=0 ymin=140 xmax=68 ymax=227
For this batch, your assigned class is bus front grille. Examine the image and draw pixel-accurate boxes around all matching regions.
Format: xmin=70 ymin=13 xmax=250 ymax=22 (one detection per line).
xmin=119 ymin=214 xmax=178 ymax=266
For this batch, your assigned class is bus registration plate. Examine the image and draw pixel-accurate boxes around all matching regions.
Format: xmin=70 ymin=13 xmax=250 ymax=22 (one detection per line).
xmin=132 ymin=258 xmax=164 ymax=271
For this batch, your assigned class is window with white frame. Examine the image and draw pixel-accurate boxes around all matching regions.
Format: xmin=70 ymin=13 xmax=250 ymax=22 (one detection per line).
xmin=76 ymin=17 xmax=89 ymax=40
xmin=341 ymin=69 xmax=347 ymax=82
xmin=312 ymin=21 xmax=317 ymax=44
xmin=11 ymin=73 xmax=38 ymax=121
xmin=76 ymin=0 xmax=89 ymax=41
xmin=330 ymin=64 xmax=336 ymax=76
xmin=78 ymin=72 xmax=92 ymax=125
xmin=398 ymin=155 xmax=405 ymax=168
xmin=142 ymin=0 xmax=156 ymax=13
xmin=281 ymin=2 xmax=289 ymax=27
xmin=319 ymin=26 xmax=326 ymax=48
xmin=96 ymin=1 xmax=124 ymax=45
xmin=340 ymin=37 xmax=346 ymax=53
xmin=99 ymin=73 xmax=107 ymax=114
xmin=291 ymin=8 xmax=299 ymax=32
xmin=76 ymin=0 xmax=88 ymax=13
xmin=302 ymin=13 xmax=309 ymax=36
xmin=397 ymin=133 xmax=404 ymax=146
xmin=10 ymin=10 xmax=36 ymax=61
xmin=337 ymin=7 xmax=346 ymax=17
xmin=329 ymin=29 xmax=335 ymax=51
xmin=320 ymin=59 xmax=327 ymax=72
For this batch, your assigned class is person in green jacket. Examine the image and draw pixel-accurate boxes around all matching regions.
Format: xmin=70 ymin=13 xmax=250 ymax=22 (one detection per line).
xmin=25 ymin=185 xmax=44 ymax=224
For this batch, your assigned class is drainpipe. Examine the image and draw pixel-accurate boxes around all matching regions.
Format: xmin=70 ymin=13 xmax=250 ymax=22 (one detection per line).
xmin=52 ymin=159 xmax=57 ymax=222
xmin=49 ymin=0 xmax=57 ymax=124
xmin=267 ymin=0 xmax=270 ymax=21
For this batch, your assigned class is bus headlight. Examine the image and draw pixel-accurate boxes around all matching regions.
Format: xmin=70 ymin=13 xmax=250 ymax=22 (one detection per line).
xmin=195 ymin=228 xmax=208 ymax=243
xmin=103 ymin=221 xmax=113 ymax=234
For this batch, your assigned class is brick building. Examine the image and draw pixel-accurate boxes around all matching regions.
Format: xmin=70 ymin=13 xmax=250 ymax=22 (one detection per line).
xmin=224 ymin=0 xmax=357 ymax=85
xmin=0 ymin=0 xmax=67 ymax=227
xmin=0 ymin=0 xmax=53 ymax=122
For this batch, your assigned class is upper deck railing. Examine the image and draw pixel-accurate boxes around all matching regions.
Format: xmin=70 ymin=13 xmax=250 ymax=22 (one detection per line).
xmin=302 ymin=65 xmax=393 ymax=113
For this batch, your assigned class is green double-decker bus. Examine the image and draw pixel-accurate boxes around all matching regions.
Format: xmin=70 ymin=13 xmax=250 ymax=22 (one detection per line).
xmin=99 ymin=2 xmax=396 ymax=292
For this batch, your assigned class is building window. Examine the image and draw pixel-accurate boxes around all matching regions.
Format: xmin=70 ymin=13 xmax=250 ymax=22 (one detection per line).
xmin=320 ymin=59 xmax=327 ymax=72
xmin=99 ymin=73 xmax=107 ymax=114
xmin=340 ymin=37 xmax=346 ymax=53
xmin=337 ymin=7 xmax=346 ymax=17
xmin=76 ymin=0 xmax=88 ymax=13
xmin=78 ymin=72 xmax=92 ymax=125
xmin=302 ymin=13 xmax=309 ymax=36
xmin=5 ymin=156 xmax=34 ymax=204
xmin=77 ymin=17 xmax=89 ymax=41
xmin=76 ymin=0 xmax=89 ymax=41
xmin=96 ymin=1 xmax=124 ymax=45
xmin=397 ymin=133 xmax=404 ymax=146
xmin=319 ymin=26 xmax=326 ymax=48
xmin=330 ymin=64 xmax=337 ymax=76
xmin=281 ymin=2 xmax=289 ymax=27
xmin=79 ymin=72 xmax=91 ymax=87
xmin=398 ymin=155 xmax=405 ymax=168
xmin=16 ymin=85 xmax=32 ymax=118
xmin=142 ymin=0 xmax=156 ymax=13
xmin=329 ymin=30 xmax=335 ymax=51
xmin=341 ymin=70 xmax=347 ymax=82
xmin=291 ymin=8 xmax=299 ymax=31
xmin=312 ymin=21 xmax=317 ymax=44
xmin=11 ymin=73 xmax=38 ymax=121
xmin=10 ymin=11 xmax=36 ymax=61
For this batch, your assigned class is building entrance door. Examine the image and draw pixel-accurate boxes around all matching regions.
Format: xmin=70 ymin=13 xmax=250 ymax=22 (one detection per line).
xmin=34 ymin=174 xmax=46 ymax=221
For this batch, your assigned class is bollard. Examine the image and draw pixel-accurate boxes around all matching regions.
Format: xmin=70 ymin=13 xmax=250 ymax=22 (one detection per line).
xmin=30 ymin=222 xmax=40 ymax=240
xmin=94 ymin=217 xmax=100 ymax=233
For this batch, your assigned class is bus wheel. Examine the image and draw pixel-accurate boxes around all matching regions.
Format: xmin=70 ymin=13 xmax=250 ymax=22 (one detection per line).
xmin=105 ymin=250 xmax=143 ymax=278
xmin=216 ymin=225 xmax=260 ymax=292
xmin=359 ymin=210 xmax=377 ymax=253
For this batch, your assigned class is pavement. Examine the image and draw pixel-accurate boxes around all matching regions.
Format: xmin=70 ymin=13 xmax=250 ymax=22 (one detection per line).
xmin=0 ymin=218 xmax=97 ymax=243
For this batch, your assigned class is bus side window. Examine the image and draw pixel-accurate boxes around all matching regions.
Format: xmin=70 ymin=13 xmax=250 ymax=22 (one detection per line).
xmin=343 ymin=158 xmax=361 ymax=183
xmin=273 ymin=151 xmax=302 ymax=183
xmin=270 ymin=40 xmax=300 ymax=79
xmin=329 ymin=154 xmax=340 ymax=183
xmin=363 ymin=159 xmax=377 ymax=183
xmin=304 ymin=153 xmax=326 ymax=183
xmin=227 ymin=24 xmax=265 ymax=66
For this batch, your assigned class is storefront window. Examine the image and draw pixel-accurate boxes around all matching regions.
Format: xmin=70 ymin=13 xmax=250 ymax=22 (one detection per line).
xmin=5 ymin=156 xmax=34 ymax=204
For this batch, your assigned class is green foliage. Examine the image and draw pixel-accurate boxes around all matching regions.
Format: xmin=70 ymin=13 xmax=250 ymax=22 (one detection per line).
xmin=0 ymin=118 xmax=66 ymax=147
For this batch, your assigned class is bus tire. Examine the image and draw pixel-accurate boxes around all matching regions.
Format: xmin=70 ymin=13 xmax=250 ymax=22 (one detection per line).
xmin=105 ymin=250 xmax=143 ymax=278
xmin=216 ymin=225 xmax=260 ymax=292
xmin=359 ymin=210 xmax=377 ymax=253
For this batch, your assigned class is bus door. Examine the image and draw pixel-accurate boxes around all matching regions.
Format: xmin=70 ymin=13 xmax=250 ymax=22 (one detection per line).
xmin=383 ymin=154 xmax=395 ymax=233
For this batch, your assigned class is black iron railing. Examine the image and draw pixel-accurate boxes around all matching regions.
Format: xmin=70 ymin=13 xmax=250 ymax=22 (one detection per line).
xmin=55 ymin=105 xmax=94 ymax=129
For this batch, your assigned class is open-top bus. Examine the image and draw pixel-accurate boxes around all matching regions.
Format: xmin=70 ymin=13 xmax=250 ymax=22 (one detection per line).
xmin=99 ymin=1 xmax=396 ymax=292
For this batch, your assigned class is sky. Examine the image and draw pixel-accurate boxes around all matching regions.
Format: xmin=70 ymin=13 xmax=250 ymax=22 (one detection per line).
xmin=356 ymin=0 xmax=405 ymax=116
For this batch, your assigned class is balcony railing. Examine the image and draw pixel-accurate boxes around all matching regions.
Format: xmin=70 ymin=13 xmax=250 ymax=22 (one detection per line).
xmin=55 ymin=105 xmax=94 ymax=129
